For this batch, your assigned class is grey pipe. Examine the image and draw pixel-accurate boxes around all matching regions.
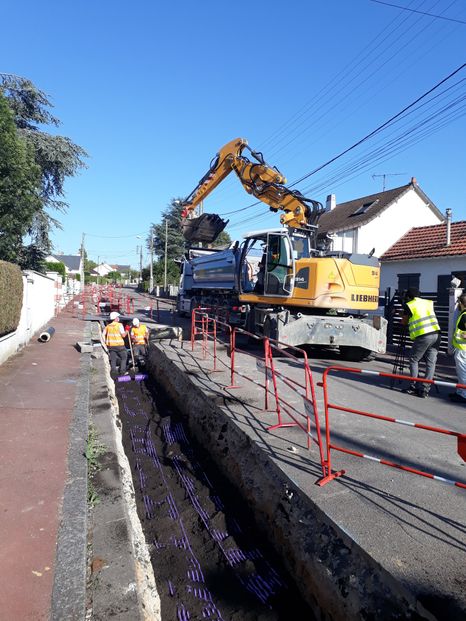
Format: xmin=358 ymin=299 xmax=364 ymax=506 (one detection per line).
xmin=39 ymin=326 xmax=56 ymax=343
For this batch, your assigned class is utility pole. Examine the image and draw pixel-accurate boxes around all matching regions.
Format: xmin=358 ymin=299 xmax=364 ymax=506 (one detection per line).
xmin=372 ymin=173 xmax=406 ymax=192
xmin=164 ymin=219 xmax=168 ymax=292
xmin=80 ymin=233 xmax=85 ymax=289
xmin=139 ymin=245 xmax=143 ymax=283
xmin=149 ymin=233 xmax=154 ymax=294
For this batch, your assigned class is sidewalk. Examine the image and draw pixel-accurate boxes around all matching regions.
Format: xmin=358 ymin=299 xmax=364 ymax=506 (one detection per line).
xmin=0 ymin=307 xmax=88 ymax=621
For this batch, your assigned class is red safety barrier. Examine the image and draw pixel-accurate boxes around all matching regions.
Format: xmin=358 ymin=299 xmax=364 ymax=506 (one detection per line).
xmin=265 ymin=340 xmax=324 ymax=464
xmin=194 ymin=315 xmax=326 ymax=475
xmin=318 ymin=366 xmax=466 ymax=490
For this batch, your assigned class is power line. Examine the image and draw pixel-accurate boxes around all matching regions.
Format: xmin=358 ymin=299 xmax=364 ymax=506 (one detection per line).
xmin=289 ymin=63 xmax=466 ymax=187
xmin=84 ymin=231 xmax=147 ymax=239
xmin=219 ymin=67 xmax=465 ymax=226
xmin=368 ymin=0 xmax=466 ymax=24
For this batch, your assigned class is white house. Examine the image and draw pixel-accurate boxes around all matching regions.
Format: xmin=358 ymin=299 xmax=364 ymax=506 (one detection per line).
xmin=317 ymin=179 xmax=444 ymax=257
xmin=46 ymin=254 xmax=82 ymax=275
xmin=93 ymin=262 xmax=115 ymax=277
xmin=380 ymin=217 xmax=466 ymax=302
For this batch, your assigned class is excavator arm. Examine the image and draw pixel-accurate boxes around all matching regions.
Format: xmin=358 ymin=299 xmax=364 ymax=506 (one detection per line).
xmin=180 ymin=137 xmax=324 ymax=243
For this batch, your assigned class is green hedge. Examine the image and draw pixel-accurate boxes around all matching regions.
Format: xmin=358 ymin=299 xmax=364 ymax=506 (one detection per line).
xmin=0 ymin=261 xmax=23 ymax=337
xmin=44 ymin=261 xmax=66 ymax=278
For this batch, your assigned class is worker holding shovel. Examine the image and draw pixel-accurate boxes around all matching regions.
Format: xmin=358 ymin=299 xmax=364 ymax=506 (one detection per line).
xmin=130 ymin=317 xmax=149 ymax=369
xmin=102 ymin=311 xmax=128 ymax=377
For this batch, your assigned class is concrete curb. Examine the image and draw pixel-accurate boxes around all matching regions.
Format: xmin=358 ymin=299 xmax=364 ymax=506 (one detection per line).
xmin=50 ymin=323 xmax=91 ymax=621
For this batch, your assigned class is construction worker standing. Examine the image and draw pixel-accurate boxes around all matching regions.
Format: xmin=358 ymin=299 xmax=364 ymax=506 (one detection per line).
xmin=130 ymin=317 xmax=149 ymax=367
xmin=450 ymin=293 xmax=466 ymax=403
xmin=402 ymin=287 xmax=441 ymax=398
xmin=103 ymin=311 xmax=128 ymax=376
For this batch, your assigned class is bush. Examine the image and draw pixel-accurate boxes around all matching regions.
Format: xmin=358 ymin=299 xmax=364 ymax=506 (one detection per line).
xmin=0 ymin=261 xmax=23 ymax=337
xmin=44 ymin=261 xmax=66 ymax=278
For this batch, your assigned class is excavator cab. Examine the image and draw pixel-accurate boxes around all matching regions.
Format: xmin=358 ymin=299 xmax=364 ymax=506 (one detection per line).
xmin=240 ymin=231 xmax=295 ymax=298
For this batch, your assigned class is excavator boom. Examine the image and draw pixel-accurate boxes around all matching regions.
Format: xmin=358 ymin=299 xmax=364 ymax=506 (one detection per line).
xmin=180 ymin=138 xmax=324 ymax=243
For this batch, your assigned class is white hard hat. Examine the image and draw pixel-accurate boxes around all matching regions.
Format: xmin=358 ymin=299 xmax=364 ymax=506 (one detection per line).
xmin=132 ymin=317 xmax=140 ymax=326
xmin=109 ymin=311 xmax=120 ymax=320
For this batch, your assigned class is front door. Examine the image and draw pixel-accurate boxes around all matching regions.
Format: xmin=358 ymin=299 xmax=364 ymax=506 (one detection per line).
xmin=264 ymin=233 xmax=294 ymax=297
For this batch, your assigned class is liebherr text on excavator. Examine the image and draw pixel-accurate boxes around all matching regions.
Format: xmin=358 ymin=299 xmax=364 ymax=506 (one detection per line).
xmin=177 ymin=138 xmax=387 ymax=360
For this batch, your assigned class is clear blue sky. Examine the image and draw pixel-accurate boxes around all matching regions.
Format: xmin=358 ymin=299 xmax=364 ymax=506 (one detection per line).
xmin=2 ymin=0 xmax=465 ymax=268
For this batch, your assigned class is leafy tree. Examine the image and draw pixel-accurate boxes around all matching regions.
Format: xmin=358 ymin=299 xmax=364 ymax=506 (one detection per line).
xmin=142 ymin=259 xmax=180 ymax=286
xmin=106 ymin=271 xmax=123 ymax=281
xmin=0 ymin=74 xmax=88 ymax=268
xmin=150 ymin=198 xmax=186 ymax=261
xmin=211 ymin=229 xmax=232 ymax=248
xmin=0 ymin=92 xmax=42 ymax=265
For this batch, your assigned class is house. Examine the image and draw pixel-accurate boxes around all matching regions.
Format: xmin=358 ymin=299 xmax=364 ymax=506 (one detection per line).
xmin=380 ymin=216 xmax=466 ymax=304
xmin=317 ymin=179 xmax=444 ymax=257
xmin=94 ymin=262 xmax=115 ymax=277
xmin=111 ymin=264 xmax=131 ymax=278
xmin=46 ymin=254 xmax=82 ymax=275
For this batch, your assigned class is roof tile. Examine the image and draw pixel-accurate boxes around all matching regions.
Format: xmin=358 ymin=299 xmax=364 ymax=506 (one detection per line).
xmin=381 ymin=221 xmax=466 ymax=261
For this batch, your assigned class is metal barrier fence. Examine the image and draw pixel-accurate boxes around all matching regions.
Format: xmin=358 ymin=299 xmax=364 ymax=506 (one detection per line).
xmin=318 ymin=366 xmax=466 ymax=490
xmin=191 ymin=310 xmax=326 ymax=477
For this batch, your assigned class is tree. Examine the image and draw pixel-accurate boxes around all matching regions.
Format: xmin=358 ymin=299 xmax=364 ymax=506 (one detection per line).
xmin=211 ymin=229 xmax=232 ymax=248
xmin=150 ymin=198 xmax=186 ymax=261
xmin=0 ymin=74 xmax=88 ymax=269
xmin=0 ymin=92 xmax=42 ymax=265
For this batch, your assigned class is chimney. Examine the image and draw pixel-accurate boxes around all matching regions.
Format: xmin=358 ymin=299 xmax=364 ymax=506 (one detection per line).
xmin=446 ymin=208 xmax=452 ymax=246
xmin=326 ymin=194 xmax=336 ymax=211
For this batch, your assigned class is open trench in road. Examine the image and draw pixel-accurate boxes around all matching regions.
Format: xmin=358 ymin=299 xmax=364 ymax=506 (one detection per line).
xmin=114 ymin=376 xmax=314 ymax=621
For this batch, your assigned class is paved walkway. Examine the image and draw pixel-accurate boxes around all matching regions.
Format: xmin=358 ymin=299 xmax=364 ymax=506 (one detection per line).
xmin=0 ymin=307 xmax=86 ymax=621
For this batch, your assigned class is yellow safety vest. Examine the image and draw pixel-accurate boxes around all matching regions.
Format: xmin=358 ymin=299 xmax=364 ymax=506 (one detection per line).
xmin=105 ymin=321 xmax=125 ymax=347
xmin=131 ymin=324 xmax=147 ymax=345
xmin=406 ymin=298 xmax=440 ymax=340
xmin=452 ymin=311 xmax=466 ymax=351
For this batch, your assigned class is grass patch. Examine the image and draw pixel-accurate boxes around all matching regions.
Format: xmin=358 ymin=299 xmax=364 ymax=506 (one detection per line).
xmin=86 ymin=425 xmax=106 ymax=506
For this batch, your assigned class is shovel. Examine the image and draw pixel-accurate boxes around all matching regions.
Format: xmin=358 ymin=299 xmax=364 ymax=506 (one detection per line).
xmin=117 ymin=327 xmax=148 ymax=382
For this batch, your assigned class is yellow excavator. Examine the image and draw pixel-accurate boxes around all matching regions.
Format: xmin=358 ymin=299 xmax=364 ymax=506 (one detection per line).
xmin=178 ymin=138 xmax=386 ymax=360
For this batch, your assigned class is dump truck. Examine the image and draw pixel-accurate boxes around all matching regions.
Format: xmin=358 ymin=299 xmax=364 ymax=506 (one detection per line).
xmin=177 ymin=138 xmax=387 ymax=360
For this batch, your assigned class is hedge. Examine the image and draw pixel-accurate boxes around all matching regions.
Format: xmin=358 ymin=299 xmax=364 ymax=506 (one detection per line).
xmin=0 ymin=261 xmax=23 ymax=337
xmin=44 ymin=261 xmax=66 ymax=278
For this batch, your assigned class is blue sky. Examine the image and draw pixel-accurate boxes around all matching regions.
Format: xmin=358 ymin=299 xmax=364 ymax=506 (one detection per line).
xmin=2 ymin=0 xmax=465 ymax=268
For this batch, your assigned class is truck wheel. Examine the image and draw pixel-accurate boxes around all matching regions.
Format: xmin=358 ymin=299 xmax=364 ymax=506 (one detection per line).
xmin=340 ymin=346 xmax=375 ymax=362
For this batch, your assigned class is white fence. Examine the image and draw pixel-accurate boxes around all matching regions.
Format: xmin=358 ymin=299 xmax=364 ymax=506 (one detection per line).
xmin=0 ymin=270 xmax=79 ymax=365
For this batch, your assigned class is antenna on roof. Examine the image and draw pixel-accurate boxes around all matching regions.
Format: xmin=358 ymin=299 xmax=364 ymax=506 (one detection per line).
xmin=371 ymin=173 xmax=407 ymax=192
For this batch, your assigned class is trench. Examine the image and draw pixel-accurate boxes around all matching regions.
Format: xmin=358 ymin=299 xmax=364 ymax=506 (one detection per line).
xmin=115 ymin=377 xmax=315 ymax=621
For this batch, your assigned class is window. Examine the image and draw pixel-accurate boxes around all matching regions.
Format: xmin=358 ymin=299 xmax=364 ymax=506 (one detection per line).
xmin=437 ymin=275 xmax=451 ymax=305
xmin=451 ymin=271 xmax=466 ymax=288
xmin=397 ymin=273 xmax=420 ymax=294
xmin=351 ymin=199 xmax=379 ymax=216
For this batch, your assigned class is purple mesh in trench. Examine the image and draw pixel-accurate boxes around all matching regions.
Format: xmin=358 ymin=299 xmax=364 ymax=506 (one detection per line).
xmin=168 ymin=580 xmax=175 ymax=596
xmin=210 ymin=496 xmax=224 ymax=512
xmin=177 ymin=604 xmax=191 ymax=620
xmin=166 ymin=493 xmax=179 ymax=520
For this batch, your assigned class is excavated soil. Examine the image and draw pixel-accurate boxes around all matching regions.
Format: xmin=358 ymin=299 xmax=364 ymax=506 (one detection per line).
xmin=116 ymin=377 xmax=314 ymax=621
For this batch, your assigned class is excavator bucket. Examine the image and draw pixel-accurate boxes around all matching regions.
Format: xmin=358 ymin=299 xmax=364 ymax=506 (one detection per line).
xmin=181 ymin=213 xmax=229 ymax=244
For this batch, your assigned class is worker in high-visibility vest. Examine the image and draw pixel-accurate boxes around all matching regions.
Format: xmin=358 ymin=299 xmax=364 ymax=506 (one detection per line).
xmin=401 ymin=287 xmax=441 ymax=398
xmin=103 ymin=311 xmax=128 ymax=376
xmin=130 ymin=317 xmax=149 ymax=367
xmin=450 ymin=293 xmax=466 ymax=403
